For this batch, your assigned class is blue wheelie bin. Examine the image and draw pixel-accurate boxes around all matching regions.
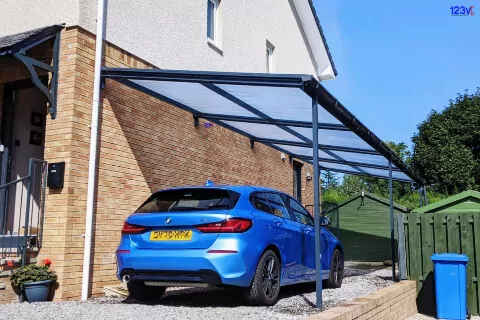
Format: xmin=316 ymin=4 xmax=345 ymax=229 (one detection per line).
xmin=431 ymin=253 xmax=469 ymax=320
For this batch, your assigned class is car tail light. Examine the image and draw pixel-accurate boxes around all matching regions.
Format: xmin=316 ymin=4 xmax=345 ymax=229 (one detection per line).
xmin=121 ymin=221 xmax=147 ymax=234
xmin=196 ymin=218 xmax=252 ymax=233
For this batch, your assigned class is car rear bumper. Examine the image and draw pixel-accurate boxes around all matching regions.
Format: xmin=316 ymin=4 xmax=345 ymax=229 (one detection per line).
xmin=116 ymin=248 xmax=254 ymax=287
xmin=119 ymin=269 xmax=223 ymax=285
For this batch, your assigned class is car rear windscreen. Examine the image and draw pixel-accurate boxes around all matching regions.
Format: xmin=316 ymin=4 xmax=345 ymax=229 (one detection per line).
xmin=135 ymin=188 xmax=240 ymax=213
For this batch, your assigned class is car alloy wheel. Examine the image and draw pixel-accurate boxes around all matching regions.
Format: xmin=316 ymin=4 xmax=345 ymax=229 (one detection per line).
xmin=244 ymin=250 xmax=281 ymax=306
xmin=332 ymin=251 xmax=343 ymax=285
xmin=326 ymin=249 xmax=344 ymax=288
xmin=262 ymin=256 xmax=280 ymax=300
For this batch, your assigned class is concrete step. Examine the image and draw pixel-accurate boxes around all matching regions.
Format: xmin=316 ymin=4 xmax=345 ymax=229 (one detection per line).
xmin=103 ymin=282 xmax=128 ymax=297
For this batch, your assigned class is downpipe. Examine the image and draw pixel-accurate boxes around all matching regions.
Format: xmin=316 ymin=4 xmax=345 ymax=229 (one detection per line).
xmin=81 ymin=0 xmax=106 ymax=301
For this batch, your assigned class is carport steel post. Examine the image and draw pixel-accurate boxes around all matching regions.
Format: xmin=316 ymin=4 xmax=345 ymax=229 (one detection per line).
xmin=388 ymin=160 xmax=396 ymax=280
xmin=312 ymin=96 xmax=323 ymax=309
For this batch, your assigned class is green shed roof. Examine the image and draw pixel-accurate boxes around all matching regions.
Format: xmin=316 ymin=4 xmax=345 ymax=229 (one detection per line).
xmin=330 ymin=191 xmax=410 ymax=213
xmin=413 ymin=190 xmax=480 ymax=213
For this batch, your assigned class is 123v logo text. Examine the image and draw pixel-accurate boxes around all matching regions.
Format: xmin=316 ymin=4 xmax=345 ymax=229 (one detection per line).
xmin=450 ymin=6 xmax=474 ymax=16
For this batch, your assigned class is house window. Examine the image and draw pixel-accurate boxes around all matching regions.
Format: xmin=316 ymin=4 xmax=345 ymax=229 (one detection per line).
xmin=293 ymin=161 xmax=302 ymax=202
xmin=266 ymin=42 xmax=274 ymax=73
xmin=207 ymin=0 xmax=219 ymax=42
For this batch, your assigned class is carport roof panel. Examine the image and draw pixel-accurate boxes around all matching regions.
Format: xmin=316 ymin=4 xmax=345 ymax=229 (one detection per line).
xmin=101 ymin=67 xmax=423 ymax=184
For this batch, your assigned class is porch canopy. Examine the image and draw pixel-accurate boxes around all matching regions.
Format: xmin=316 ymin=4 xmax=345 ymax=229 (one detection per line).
xmin=0 ymin=24 xmax=63 ymax=119
xmin=100 ymin=67 xmax=423 ymax=308
xmin=101 ymin=67 xmax=423 ymax=184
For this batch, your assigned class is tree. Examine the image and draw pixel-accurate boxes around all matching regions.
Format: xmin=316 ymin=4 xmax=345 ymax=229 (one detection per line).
xmin=341 ymin=174 xmax=367 ymax=197
xmin=411 ymin=88 xmax=480 ymax=195
xmin=364 ymin=141 xmax=413 ymax=199
xmin=321 ymin=171 xmax=339 ymax=190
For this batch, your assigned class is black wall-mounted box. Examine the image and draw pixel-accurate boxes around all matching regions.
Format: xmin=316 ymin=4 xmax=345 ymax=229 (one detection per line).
xmin=47 ymin=162 xmax=65 ymax=189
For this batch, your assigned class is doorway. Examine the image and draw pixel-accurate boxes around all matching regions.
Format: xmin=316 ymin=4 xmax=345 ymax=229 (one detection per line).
xmin=0 ymin=80 xmax=47 ymax=236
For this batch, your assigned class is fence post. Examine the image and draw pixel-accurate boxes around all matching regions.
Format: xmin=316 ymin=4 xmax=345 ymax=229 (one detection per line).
xmin=397 ymin=212 xmax=407 ymax=280
xmin=21 ymin=159 xmax=34 ymax=266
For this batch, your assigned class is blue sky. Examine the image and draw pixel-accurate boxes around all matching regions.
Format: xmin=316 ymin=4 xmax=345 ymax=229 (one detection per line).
xmin=314 ymin=0 xmax=480 ymax=149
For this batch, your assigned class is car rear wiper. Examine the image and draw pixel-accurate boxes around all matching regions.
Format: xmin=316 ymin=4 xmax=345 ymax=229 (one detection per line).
xmin=206 ymin=204 xmax=230 ymax=209
xmin=168 ymin=206 xmax=202 ymax=212
xmin=168 ymin=204 xmax=230 ymax=211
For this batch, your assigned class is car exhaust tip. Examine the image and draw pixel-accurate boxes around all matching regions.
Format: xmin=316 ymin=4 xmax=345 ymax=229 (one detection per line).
xmin=122 ymin=274 xmax=130 ymax=283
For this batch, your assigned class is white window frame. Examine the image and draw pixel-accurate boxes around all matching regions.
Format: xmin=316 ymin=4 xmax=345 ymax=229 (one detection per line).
xmin=207 ymin=0 xmax=219 ymax=42
xmin=266 ymin=41 xmax=275 ymax=73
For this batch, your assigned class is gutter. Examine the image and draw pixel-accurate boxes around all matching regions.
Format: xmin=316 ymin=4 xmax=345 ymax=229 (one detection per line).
xmin=81 ymin=0 xmax=106 ymax=301
xmin=304 ymin=78 xmax=424 ymax=184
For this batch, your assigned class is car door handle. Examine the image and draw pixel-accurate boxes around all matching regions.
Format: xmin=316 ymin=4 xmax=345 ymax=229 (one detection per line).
xmin=273 ymin=219 xmax=282 ymax=226
xmin=303 ymin=227 xmax=313 ymax=234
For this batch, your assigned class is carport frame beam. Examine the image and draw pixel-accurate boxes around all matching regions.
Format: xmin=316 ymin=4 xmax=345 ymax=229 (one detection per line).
xmin=312 ymin=96 xmax=323 ymax=309
xmin=388 ymin=160 xmax=396 ymax=281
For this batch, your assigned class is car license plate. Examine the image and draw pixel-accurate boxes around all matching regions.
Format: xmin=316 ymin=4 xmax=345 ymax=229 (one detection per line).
xmin=149 ymin=230 xmax=192 ymax=241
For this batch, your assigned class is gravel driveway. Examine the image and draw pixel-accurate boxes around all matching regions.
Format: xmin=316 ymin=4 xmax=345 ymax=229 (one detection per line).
xmin=0 ymin=266 xmax=392 ymax=320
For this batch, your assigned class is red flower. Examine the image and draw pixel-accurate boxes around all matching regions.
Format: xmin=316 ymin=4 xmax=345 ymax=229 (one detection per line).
xmin=43 ymin=259 xmax=52 ymax=267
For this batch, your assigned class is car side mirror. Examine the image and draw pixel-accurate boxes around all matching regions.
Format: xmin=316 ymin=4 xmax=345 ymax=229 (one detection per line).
xmin=320 ymin=217 xmax=331 ymax=227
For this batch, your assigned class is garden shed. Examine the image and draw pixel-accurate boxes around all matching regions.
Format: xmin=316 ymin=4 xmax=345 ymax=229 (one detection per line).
xmin=330 ymin=191 xmax=410 ymax=262
xmin=413 ymin=190 xmax=480 ymax=214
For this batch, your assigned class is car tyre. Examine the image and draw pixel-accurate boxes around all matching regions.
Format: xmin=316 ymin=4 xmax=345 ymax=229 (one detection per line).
xmin=244 ymin=250 xmax=281 ymax=306
xmin=326 ymin=249 xmax=344 ymax=288
xmin=127 ymin=281 xmax=166 ymax=302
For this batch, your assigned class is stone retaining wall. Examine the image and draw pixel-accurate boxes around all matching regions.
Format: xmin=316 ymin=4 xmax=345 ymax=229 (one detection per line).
xmin=309 ymin=281 xmax=417 ymax=320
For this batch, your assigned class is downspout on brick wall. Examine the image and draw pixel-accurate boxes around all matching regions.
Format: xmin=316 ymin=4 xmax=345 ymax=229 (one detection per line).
xmin=81 ymin=0 xmax=106 ymax=301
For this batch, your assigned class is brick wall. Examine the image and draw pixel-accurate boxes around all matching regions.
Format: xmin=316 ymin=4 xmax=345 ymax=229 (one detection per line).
xmin=0 ymin=277 xmax=18 ymax=304
xmin=1 ymin=26 xmax=315 ymax=301
xmin=97 ymin=31 xmax=315 ymax=297
xmin=309 ymin=281 xmax=418 ymax=320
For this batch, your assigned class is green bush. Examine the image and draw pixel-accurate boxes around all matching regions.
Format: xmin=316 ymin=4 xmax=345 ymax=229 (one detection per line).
xmin=10 ymin=264 xmax=58 ymax=287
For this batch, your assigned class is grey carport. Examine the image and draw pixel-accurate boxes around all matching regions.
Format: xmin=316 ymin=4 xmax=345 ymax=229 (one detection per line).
xmin=99 ymin=68 xmax=426 ymax=309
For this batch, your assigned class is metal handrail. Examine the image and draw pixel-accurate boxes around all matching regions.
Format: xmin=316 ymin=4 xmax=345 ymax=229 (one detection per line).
xmin=0 ymin=158 xmax=48 ymax=266
xmin=0 ymin=176 xmax=29 ymax=191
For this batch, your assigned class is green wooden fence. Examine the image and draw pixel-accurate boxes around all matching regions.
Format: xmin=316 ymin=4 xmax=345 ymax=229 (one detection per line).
xmin=402 ymin=212 xmax=480 ymax=316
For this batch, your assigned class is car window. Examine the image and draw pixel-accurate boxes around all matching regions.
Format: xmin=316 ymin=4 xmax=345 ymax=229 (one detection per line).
xmin=287 ymin=197 xmax=310 ymax=216
xmin=287 ymin=197 xmax=314 ymax=226
xmin=266 ymin=193 xmax=291 ymax=219
xmin=251 ymin=193 xmax=273 ymax=214
xmin=136 ymin=188 xmax=239 ymax=213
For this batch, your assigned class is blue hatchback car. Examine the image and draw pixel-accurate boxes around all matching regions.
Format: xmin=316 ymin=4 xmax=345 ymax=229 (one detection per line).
xmin=116 ymin=184 xmax=344 ymax=306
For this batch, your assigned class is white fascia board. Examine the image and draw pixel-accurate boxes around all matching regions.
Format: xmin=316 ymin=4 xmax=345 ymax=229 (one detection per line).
xmin=291 ymin=0 xmax=337 ymax=81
